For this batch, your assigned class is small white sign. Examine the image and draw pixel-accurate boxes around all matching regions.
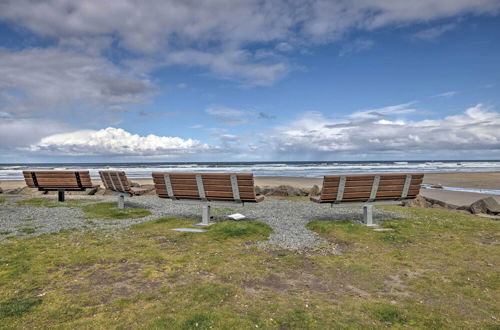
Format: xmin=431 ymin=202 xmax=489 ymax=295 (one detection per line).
xmin=228 ymin=213 xmax=246 ymax=220
xmin=172 ymin=228 xmax=207 ymax=232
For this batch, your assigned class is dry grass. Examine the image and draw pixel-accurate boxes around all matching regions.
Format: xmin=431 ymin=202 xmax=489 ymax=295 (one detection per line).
xmin=0 ymin=206 xmax=498 ymax=329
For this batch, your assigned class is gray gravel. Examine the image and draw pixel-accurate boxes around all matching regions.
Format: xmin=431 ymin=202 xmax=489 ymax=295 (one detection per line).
xmin=0 ymin=195 xmax=405 ymax=251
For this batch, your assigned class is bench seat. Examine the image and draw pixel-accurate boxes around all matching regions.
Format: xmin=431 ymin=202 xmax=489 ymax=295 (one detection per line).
xmin=312 ymin=173 xmax=424 ymax=225
xmin=23 ymin=170 xmax=94 ymax=202
xmin=99 ymin=170 xmax=147 ymax=208
xmin=152 ymin=172 xmax=264 ymax=225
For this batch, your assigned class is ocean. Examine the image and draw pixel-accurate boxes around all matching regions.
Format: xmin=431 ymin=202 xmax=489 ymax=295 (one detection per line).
xmin=1 ymin=160 xmax=500 ymax=181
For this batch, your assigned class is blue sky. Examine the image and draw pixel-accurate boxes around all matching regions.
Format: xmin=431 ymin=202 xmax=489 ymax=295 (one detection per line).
xmin=0 ymin=1 xmax=499 ymax=162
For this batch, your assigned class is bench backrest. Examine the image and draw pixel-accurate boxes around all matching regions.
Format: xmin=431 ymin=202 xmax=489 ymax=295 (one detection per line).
xmin=23 ymin=170 xmax=93 ymax=189
xmin=99 ymin=171 xmax=131 ymax=193
xmin=319 ymin=173 xmax=424 ymax=203
xmin=152 ymin=172 xmax=259 ymax=202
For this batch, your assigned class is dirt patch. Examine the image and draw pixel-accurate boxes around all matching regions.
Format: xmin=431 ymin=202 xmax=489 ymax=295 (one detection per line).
xmin=243 ymin=270 xmax=333 ymax=294
xmin=64 ymin=262 xmax=165 ymax=304
xmin=382 ymin=274 xmax=412 ymax=297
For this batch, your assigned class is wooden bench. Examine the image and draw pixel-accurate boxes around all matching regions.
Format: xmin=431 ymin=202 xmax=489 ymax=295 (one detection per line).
xmin=23 ymin=170 xmax=95 ymax=202
xmin=311 ymin=173 xmax=424 ymax=226
xmin=152 ymin=172 xmax=264 ymax=225
xmin=99 ymin=171 xmax=147 ymax=208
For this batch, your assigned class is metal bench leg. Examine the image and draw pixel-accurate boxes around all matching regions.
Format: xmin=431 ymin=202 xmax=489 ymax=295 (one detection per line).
xmin=197 ymin=204 xmax=213 ymax=226
xmin=363 ymin=205 xmax=377 ymax=226
xmin=58 ymin=189 xmax=65 ymax=202
xmin=117 ymin=194 xmax=125 ymax=209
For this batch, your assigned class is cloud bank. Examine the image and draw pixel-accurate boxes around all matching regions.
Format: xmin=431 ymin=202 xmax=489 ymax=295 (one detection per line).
xmin=29 ymin=127 xmax=210 ymax=156
xmin=264 ymin=104 xmax=500 ymax=158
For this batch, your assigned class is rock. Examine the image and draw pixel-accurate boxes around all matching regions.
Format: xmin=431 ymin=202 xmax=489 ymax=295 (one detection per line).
xmin=403 ymin=194 xmax=460 ymax=210
xmin=5 ymin=186 xmax=42 ymax=195
xmin=256 ymin=185 xmax=309 ymax=197
xmin=86 ymin=185 xmax=100 ymax=195
xmin=129 ymin=181 xmax=141 ymax=188
xmin=403 ymin=195 xmax=430 ymax=208
xmin=469 ymin=197 xmax=500 ymax=215
xmin=309 ymin=185 xmax=320 ymax=196
xmin=274 ymin=185 xmax=299 ymax=196
xmin=139 ymin=184 xmax=156 ymax=195
xmin=430 ymin=184 xmax=443 ymax=189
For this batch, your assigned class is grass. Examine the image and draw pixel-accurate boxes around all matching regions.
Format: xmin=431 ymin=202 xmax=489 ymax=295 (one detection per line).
xmin=0 ymin=297 xmax=42 ymax=318
xmin=0 ymin=207 xmax=498 ymax=328
xmin=0 ymin=198 xmax=5 ymax=203
xmin=15 ymin=198 xmax=89 ymax=208
xmin=18 ymin=227 xmax=36 ymax=235
xmin=81 ymin=202 xmax=151 ymax=219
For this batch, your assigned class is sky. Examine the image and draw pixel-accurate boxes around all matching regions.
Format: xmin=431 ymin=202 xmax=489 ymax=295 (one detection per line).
xmin=0 ymin=0 xmax=499 ymax=163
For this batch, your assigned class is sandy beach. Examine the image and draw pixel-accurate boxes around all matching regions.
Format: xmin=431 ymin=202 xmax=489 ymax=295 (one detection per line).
xmin=1 ymin=171 xmax=499 ymax=206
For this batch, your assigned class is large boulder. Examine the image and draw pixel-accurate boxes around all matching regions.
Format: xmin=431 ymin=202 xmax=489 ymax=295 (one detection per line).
xmin=469 ymin=197 xmax=500 ymax=215
xmin=309 ymin=185 xmax=321 ymax=196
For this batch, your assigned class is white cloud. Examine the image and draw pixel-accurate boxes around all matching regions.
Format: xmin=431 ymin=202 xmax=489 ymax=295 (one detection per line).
xmin=29 ymin=127 xmax=210 ymax=157
xmin=413 ymin=23 xmax=457 ymax=40
xmin=433 ymin=91 xmax=459 ymax=98
xmin=348 ymin=102 xmax=418 ymax=120
xmin=0 ymin=48 xmax=156 ymax=115
xmin=165 ymin=49 xmax=288 ymax=86
xmin=263 ymin=104 xmax=500 ymax=157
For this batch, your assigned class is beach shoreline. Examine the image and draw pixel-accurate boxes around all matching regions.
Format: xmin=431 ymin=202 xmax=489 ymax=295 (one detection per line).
xmin=2 ymin=171 xmax=500 ymax=189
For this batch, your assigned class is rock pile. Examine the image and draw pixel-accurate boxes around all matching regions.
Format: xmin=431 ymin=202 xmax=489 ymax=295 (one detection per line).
xmin=255 ymin=185 xmax=319 ymax=197
xmin=405 ymin=194 xmax=500 ymax=220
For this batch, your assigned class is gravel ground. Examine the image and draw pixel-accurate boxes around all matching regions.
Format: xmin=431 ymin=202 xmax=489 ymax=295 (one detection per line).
xmin=0 ymin=195 xmax=405 ymax=251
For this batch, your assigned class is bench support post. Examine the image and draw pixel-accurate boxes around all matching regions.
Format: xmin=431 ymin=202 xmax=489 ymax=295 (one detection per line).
xmin=363 ymin=205 xmax=377 ymax=227
xmin=196 ymin=204 xmax=213 ymax=226
xmin=117 ymin=194 xmax=125 ymax=209
xmin=58 ymin=189 xmax=65 ymax=202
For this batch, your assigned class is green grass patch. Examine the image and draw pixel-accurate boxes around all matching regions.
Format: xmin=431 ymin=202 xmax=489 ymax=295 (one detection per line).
xmin=208 ymin=221 xmax=272 ymax=241
xmin=0 ymin=230 xmax=12 ymax=235
xmin=0 ymin=208 xmax=498 ymax=329
xmin=0 ymin=297 xmax=42 ymax=318
xmin=15 ymin=198 xmax=88 ymax=208
xmin=81 ymin=202 xmax=151 ymax=219
xmin=370 ymin=303 xmax=407 ymax=325
xmin=19 ymin=227 xmax=36 ymax=235
xmin=0 ymin=198 xmax=5 ymax=203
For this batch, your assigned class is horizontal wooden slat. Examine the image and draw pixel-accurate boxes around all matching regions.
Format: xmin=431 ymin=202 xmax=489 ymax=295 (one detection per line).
xmin=324 ymin=173 xmax=424 ymax=180
xmin=152 ymin=172 xmax=252 ymax=179
xmin=154 ymin=183 xmax=254 ymax=193
xmin=322 ymin=184 xmax=421 ymax=194
xmin=155 ymin=188 xmax=255 ymax=199
xmin=321 ymin=189 xmax=420 ymax=200
xmin=156 ymin=194 xmax=258 ymax=202
xmin=153 ymin=177 xmax=254 ymax=186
